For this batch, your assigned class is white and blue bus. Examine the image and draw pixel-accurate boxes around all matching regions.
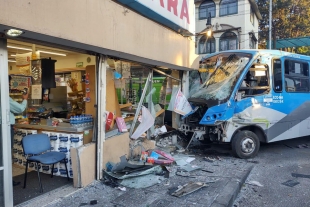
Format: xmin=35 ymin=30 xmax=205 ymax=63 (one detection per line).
xmin=181 ymin=49 xmax=310 ymax=158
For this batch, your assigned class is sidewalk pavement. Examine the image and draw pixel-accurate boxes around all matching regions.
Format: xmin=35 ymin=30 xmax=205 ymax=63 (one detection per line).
xmin=20 ymin=153 xmax=253 ymax=207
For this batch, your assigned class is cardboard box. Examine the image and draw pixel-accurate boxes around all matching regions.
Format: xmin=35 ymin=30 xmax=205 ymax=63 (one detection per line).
xmin=71 ymin=142 xmax=96 ymax=188
xmin=102 ymin=132 xmax=130 ymax=170
xmin=116 ymin=117 xmax=128 ymax=132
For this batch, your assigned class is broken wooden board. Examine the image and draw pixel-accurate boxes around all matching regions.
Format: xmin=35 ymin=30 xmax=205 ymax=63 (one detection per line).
xmin=170 ymin=182 xmax=207 ymax=197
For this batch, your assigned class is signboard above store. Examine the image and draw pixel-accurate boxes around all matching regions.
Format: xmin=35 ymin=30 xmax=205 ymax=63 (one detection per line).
xmin=115 ymin=0 xmax=195 ymax=35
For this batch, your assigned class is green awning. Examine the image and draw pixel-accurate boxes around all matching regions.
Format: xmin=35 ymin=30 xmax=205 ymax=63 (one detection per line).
xmin=267 ymin=36 xmax=310 ymax=49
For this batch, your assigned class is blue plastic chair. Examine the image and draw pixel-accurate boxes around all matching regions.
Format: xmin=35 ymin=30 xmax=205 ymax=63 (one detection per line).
xmin=22 ymin=134 xmax=69 ymax=193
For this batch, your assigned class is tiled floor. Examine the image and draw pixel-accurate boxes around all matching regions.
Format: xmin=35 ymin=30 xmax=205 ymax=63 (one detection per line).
xmin=12 ymin=164 xmax=32 ymax=177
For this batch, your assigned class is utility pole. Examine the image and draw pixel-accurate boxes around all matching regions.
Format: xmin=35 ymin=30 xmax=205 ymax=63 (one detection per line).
xmin=269 ymin=0 xmax=272 ymax=49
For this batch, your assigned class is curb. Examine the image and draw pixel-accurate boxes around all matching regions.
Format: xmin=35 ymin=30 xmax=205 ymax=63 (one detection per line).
xmin=211 ymin=165 xmax=254 ymax=207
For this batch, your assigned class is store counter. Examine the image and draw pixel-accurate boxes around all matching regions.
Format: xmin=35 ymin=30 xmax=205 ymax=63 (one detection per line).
xmin=14 ymin=123 xmax=93 ymax=133
xmin=13 ymin=123 xmax=94 ymax=178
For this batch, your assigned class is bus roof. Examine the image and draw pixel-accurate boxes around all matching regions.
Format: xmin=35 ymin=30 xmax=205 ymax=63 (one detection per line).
xmin=200 ymin=49 xmax=310 ymax=62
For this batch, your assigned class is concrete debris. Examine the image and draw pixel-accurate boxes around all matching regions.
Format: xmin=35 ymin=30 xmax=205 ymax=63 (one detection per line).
xmin=247 ymin=160 xmax=259 ymax=164
xmin=102 ymin=176 xmax=119 ymax=188
xmin=169 ymin=182 xmax=207 ymax=197
xmin=90 ymin=200 xmax=98 ymax=205
xmin=201 ymin=169 xmax=214 ymax=173
xmin=292 ymin=173 xmax=310 ymax=179
xmin=118 ymin=186 xmax=127 ymax=191
xmin=178 ymin=164 xmax=201 ymax=172
xmin=176 ymin=171 xmax=196 ymax=178
xmin=296 ymin=144 xmax=309 ymax=148
xmin=153 ymin=125 xmax=168 ymax=137
xmin=203 ymin=157 xmax=215 ymax=162
xmin=246 ymin=180 xmax=263 ymax=187
xmin=282 ymin=180 xmax=300 ymax=187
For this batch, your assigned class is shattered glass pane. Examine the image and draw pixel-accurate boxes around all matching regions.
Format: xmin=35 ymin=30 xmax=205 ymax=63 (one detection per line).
xmin=190 ymin=53 xmax=252 ymax=102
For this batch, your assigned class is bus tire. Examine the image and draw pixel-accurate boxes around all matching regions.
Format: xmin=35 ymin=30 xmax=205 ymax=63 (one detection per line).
xmin=231 ymin=130 xmax=260 ymax=159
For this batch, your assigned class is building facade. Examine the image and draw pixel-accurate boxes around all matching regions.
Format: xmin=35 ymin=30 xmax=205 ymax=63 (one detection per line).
xmin=0 ymin=0 xmax=198 ymax=206
xmin=194 ymin=0 xmax=262 ymax=57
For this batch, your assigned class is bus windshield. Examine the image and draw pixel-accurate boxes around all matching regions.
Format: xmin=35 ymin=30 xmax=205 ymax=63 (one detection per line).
xmin=190 ymin=52 xmax=252 ymax=102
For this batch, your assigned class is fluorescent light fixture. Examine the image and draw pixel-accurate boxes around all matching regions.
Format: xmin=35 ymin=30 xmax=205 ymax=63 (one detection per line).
xmin=5 ymin=29 xmax=24 ymax=37
xmin=38 ymin=50 xmax=66 ymax=56
xmin=8 ymin=46 xmax=67 ymax=56
xmin=7 ymin=45 xmax=32 ymax=51
xmin=8 ymin=60 xmax=16 ymax=62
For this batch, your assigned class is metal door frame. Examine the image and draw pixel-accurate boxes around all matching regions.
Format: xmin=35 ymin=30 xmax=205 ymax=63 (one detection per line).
xmin=0 ymin=37 xmax=13 ymax=207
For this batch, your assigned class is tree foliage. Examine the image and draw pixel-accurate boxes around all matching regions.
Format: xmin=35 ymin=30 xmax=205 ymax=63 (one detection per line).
xmin=257 ymin=0 xmax=310 ymax=51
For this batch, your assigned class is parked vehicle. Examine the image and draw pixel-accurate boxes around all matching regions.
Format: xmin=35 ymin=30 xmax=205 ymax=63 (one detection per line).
xmin=180 ymin=49 xmax=310 ymax=158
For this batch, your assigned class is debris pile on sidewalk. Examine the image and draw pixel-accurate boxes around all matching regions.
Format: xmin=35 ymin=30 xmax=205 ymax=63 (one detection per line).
xmin=101 ymin=125 xmax=227 ymax=198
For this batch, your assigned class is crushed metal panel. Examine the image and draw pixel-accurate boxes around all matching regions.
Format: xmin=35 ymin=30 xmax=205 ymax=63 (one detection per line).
xmin=120 ymin=174 xmax=165 ymax=188
xmin=170 ymin=182 xmax=207 ymax=197
xmin=111 ymin=155 xmax=152 ymax=173
xmin=179 ymin=164 xmax=201 ymax=172
xmin=107 ymin=166 xmax=162 ymax=180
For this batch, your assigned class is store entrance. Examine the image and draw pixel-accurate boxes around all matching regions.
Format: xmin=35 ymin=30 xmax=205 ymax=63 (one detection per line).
xmin=6 ymin=39 xmax=97 ymax=205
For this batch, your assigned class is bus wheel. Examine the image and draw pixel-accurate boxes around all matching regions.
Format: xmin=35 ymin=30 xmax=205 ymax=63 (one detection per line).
xmin=231 ymin=130 xmax=260 ymax=159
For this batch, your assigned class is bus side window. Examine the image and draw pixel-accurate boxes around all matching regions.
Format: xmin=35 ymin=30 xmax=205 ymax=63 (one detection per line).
xmin=273 ymin=59 xmax=282 ymax=92
xmin=284 ymin=60 xmax=309 ymax=93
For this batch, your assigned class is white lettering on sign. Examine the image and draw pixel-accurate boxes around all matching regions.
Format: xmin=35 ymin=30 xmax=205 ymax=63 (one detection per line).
xmin=136 ymin=0 xmax=195 ymax=33
xmin=272 ymin=95 xmax=284 ymax=103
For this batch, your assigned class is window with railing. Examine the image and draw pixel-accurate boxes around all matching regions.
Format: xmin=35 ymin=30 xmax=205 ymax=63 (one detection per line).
xmin=220 ymin=0 xmax=238 ymax=16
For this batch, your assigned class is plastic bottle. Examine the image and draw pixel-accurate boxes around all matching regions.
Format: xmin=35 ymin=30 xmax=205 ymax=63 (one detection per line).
xmin=72 ymin=116 xmax=77 ymax=128
xmin=90 ymin=115 xmax=93 ymax=125
xmin=76 ymin=115 xmax=81 ymax=128
xmin=70 ymin=116 xmax=73 ymax=126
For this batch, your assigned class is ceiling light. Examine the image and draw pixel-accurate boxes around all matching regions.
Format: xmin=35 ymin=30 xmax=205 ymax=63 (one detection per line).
xmin=8 ymin=60 xmax=16 ymax=62
xmin=38 ymin=50 xmax=66 ymax=56
xmin=5 ymin=29 xmax=24 ymax=37
xmin=7 ymin=45 xmax=32 ymax=51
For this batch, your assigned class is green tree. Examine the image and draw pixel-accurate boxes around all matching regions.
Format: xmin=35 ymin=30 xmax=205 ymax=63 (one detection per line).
xmin=257 ymin=0 xmax=310 ymax=52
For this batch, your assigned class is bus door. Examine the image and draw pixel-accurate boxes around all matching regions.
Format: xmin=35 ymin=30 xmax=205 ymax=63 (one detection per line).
xmin=283 ymin=58 xmax=310 ymax=138
xmin=266 ymin=58 xmax=295 ymax=142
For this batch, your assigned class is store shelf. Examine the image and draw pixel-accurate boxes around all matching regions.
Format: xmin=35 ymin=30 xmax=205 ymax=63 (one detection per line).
xmin=155 ymin=109 xmax=165 ymax=117
xmin=120 ymin=103 xmax=132 ymax=109
xmin=124 ymin=116 xmax=135 ymax=122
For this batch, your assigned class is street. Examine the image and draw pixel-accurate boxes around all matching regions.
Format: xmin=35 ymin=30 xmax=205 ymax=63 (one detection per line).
xmin=234 ymin=136 xmax=310 ymax=207
xmin=18 ymin=136 xmax=310 ymax=207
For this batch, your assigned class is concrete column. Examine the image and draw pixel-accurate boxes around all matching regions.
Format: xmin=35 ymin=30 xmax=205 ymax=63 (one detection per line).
xmin=96 ymin=55 xmax=107 ymax=180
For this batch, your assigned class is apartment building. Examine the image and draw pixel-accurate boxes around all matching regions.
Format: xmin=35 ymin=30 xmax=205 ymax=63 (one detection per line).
xmin=194 ymin=0 xmax=262 ymax=56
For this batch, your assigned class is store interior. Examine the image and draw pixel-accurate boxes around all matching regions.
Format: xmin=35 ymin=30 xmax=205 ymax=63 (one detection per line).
xmin=7 ymin=39 xmax=176 ymax=205
xmin=7 ymin=39 xmax=99 ymax=205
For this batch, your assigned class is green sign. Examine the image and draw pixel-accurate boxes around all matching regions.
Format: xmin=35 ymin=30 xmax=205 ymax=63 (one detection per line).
xmin=76 ymin=62 xmax=83 ymax=68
